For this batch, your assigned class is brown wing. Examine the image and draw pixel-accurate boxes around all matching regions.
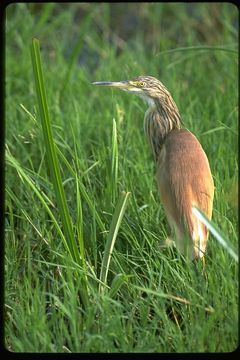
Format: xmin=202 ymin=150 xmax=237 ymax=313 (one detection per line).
xmin=156 ymin=129 xmax=214 ymax=258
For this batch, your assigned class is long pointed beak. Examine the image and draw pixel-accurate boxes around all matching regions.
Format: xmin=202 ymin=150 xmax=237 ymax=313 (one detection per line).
xmin=92 ymin=81 xmax=130 ymax=89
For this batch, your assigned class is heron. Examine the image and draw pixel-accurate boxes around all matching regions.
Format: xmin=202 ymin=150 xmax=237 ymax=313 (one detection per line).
xmin=92 ymin=76 xmax=214 ymax=261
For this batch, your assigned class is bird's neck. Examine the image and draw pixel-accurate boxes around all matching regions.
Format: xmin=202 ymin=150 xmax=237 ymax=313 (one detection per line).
xmin=144 ymin=97 xmax=181 ymax=161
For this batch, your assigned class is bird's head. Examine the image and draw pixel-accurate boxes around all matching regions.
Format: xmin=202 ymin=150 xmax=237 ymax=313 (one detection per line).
xmin=92 ymin=76 xmax=170 ymax=106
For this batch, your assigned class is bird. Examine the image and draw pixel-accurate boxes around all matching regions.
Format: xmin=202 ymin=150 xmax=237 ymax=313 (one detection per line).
xmin=92 ymin=76 xmax=214 ymax=261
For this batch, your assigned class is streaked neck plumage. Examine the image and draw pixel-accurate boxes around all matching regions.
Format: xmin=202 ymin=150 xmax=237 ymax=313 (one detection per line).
xmin=143 ymin=92 xmax=181 ymax=161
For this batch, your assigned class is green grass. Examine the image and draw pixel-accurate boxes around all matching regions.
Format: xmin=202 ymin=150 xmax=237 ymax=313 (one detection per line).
xmin=5 ymin=3 xmax=238 ymax=352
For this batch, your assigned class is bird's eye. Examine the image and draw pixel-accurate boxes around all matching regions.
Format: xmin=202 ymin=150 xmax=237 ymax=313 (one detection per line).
xmin=138 ymin=81 xmax=145 ymax=87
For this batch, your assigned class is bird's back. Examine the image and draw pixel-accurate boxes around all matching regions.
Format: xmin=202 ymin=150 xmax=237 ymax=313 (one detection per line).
xmin=156 ymin=129 xmax=214 ymax=258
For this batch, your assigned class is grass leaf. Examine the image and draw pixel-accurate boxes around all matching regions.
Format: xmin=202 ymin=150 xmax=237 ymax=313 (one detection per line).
xmin=192 ymin=206 xmax=238 ymax=262
xmin=111 ymin=118 xmax=118 ymax=203
xmin=30 ymin=38 xmax=89 ymax=307
xmin=99 ymin=191 xmax=131 ymax=294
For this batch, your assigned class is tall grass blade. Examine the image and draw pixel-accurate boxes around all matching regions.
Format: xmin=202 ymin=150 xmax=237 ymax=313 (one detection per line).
xmin=192 ymin=206 xmax=238 ymax=262
xmin=111 ymin=118 xmax=118 ymax=204
xmin=31 ymin=38 xmax=78 ymax=262
xmin=75 ymin=173 xmax=85 ymax=269
xmin=30 ymin=38 xmax=89 ymax=307
xmin=157 ymin=45 xmax=238 ymax=57
xmin=99 ymin=191 xmax=130 ymax=294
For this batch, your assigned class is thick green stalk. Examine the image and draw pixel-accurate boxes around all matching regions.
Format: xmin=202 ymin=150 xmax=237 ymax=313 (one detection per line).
xmin=30 ymin=38 xmax=89 ymax=308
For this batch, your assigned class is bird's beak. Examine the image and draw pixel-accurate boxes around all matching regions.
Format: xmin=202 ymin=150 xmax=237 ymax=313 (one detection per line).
xmin=92 ymin=81 xmax=131 ymax=90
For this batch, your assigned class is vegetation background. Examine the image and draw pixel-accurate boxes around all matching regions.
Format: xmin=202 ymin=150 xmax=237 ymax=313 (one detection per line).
xmin=5 ymin=3 xmax=238 ymax=352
